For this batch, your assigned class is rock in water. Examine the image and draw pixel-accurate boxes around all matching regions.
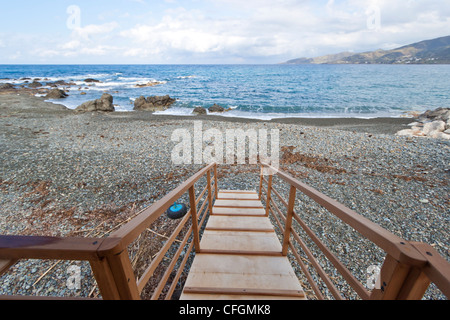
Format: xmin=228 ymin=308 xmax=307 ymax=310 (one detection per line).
xmin=75 ymin=93 xmax=115 ymax=113
xmin=208 ymin=104 xmax=225 ymax=113
xmin=45 ymin=89 xmax=68 ymax=99
xmin=192 ymin=107 xmax=207 ymax=115
xmin=84 ymin=78 xmax=101 ymax=83
xmin=133 ymin=95 xmax=176 ymax=111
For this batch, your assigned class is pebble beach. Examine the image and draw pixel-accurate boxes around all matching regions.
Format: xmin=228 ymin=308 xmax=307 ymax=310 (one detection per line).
xmin=0 ymin=93 xmax=448 ymax=300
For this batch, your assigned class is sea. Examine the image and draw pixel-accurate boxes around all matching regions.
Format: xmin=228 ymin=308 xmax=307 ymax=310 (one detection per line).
xmin=1 ymin=64 xmax=449 ymax=120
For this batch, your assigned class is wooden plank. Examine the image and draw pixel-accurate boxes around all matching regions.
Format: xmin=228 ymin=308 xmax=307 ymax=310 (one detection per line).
xmin=180 ymin=254 xmax=305 ymax=300
xmin=212 ymin=207 xmax=266 ymax=216
xmin=214 ymin=199 xmax=264 ymax=208
xmin=205 ymin=216 xmax=274 ymax=232
xmin=199 ymin=249 xmax=282 ymax=256
xmin=218 ymin=192 xmax=259 ymax=200
xmin=200 ymin=231 xmax=282 ymax=253
xmin=183 ymin=287 xmax=304 ymax=298
xmin=180 ymin=293 xmax=302 ymax=300
xmin=219 ymin=190 xmax=257 ymax=194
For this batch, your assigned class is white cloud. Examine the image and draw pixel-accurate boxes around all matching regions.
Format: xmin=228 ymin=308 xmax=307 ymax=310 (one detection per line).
xmin=72 ymin=22 xmax=119 ymax=41
xmin=1 ymin=0 xmax=449 ymax=63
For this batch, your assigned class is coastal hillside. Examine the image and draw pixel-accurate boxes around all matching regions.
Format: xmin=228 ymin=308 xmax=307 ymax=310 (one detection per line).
xmin=282 ymin=35 xmax=450 ymax=64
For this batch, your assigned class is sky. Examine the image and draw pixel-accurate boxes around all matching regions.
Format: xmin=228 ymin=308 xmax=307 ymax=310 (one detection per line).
xmin=0 ymin=0 xmax=449 ymax=64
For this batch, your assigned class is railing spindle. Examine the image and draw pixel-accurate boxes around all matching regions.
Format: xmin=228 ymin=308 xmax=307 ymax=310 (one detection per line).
xmin=189 ymin=185 xmax=201 ymax=253
xmin=282 ymin=185 xmax=296 ymax=256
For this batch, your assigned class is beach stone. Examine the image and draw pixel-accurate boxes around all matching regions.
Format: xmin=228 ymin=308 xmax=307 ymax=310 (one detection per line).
xmin=422 ymin=121 xmax=446 ymax=135
xmin=430 ymin=132 xmax=450 ymax=140
xmin=75 ymin=93 xmax=114 ymax=113
xmin=396 ymin=129 xmax=415 ymax=137
xmin=45 ymin=89 xmax=68 ymax=99
xmin=0 ymin=83 xmax=15 ymax=90
xmin=418 ymin=107 xmax=450 ymax=122
xmin=133 ymin=95 xmax=175 ymax=111
xmin=28 ymin=81 xmax=42 ymax=88
xmin=192 ymin=107 xmax=207 ymax=115
xmin=208 ymin=104 xmax=225 ymax=113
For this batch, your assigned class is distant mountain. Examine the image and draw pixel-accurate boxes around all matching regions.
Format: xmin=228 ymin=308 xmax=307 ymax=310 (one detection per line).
xmin=282 ymin=35 xmax=450 ymax=65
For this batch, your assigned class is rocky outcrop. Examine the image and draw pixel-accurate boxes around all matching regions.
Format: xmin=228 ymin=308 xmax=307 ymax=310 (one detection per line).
xmin=192 ymin=107 xmax=207 ymax=115
xmin=208 ymin=104 xmax=225 ymax=113
xmin=84 ymin=78 xmax=101 ymax=83
xmin=133 ymin=95 xmax=175 ymax=111
xmin=396 ymin=107 xmax=450 ymax=139
xmin=135 ymin=81 xmax=164 ymax=88
xmin=75 ymin=93 xmax=115 ymax=113
xmin=0 ymin=83 xmax=15 ymax=91
xmin=45 ymin=89 xmax=68 ymax=99
xmin=28 ymin=81 xmax=42 ymax=88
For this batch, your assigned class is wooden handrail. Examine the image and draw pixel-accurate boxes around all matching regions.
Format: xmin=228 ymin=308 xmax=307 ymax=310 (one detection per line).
xmin=259 ymin=162 xmax=449 ymax=300
xmin=102 ymin=163 xmax=216 ymax=255
xmin=0 ymin=163 xmax=218 ymax=300
xmin=261 ymin=163 xmax=426 ymax=267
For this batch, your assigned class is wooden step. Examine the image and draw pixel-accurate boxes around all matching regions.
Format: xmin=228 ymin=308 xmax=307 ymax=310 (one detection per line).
xmin=205 ymin=216 xmax=274 ymax=232
xmin=214 ymin=199 xmax=264 ymax=208
xmin=219 ymin=190 xmax=257 ymax=194
xmin=217 ymin=192 xmax=259 ymax=200
xmin=180 ymin=254 xmax=306 ymax=300
xmin=200 ymin=230 xmax=282 ymax=254
xmin=212 ymin=207 xmax=266 ymax=216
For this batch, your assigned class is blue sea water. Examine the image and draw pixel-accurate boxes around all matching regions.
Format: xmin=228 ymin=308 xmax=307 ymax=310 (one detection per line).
xmin=1 ymin=64 xmax=449 ymax=120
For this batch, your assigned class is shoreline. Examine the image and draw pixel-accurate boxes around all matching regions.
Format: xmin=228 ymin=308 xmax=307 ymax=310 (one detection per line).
xmin=0 ymin=89 xmax=413 ymax=134
xmin=1 ymin=93 xmax=412 ymax=134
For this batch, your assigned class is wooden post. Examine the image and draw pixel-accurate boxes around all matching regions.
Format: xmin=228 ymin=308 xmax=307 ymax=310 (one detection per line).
xmin=207 ymin=169 xmax=213 ymax=215
xmin=189 ymin=185 xmax=201 ymax=253
xmin=105 ymin=250 xmax=141 ymax=300
xmin=369 ymin=252 xmax=431 ymax=300
xmin=282 ymin=185 xmax=296 ymax=256
xmin=258 ymin=166 xmax=264 ymax=200
xmin=214 ymin=164 xmax=218 ymax=199
xmin=90 ymin=257 xmax=121 ymax=300
xmin=265 ymin=174 xmax=273 ymax=217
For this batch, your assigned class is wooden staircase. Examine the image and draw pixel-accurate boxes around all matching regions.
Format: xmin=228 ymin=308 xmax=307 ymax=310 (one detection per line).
xmin=180 ymin=190 xmax=306 ymax=300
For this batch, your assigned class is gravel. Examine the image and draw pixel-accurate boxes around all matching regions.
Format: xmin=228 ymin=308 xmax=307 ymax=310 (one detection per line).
xmin=0 ymin=94 xmax=448 ymax=300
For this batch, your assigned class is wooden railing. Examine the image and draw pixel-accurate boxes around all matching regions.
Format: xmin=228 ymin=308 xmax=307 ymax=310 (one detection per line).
xmin=259 ymin=163 xmax=450 ymax=300
xmin=0 ymin=163 xmax=218 ymax=300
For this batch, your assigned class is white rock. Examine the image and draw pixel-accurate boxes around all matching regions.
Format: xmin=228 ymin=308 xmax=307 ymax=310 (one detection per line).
xmin=411 ymin=127 xmax=425 ymax=135
xmin=396 ymin=129 xmax=414 ymax=136
xmin=422 ymin=120 xmax=446 ymax=135
xmin=431 ymin=132 xmax=450 ymax=140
